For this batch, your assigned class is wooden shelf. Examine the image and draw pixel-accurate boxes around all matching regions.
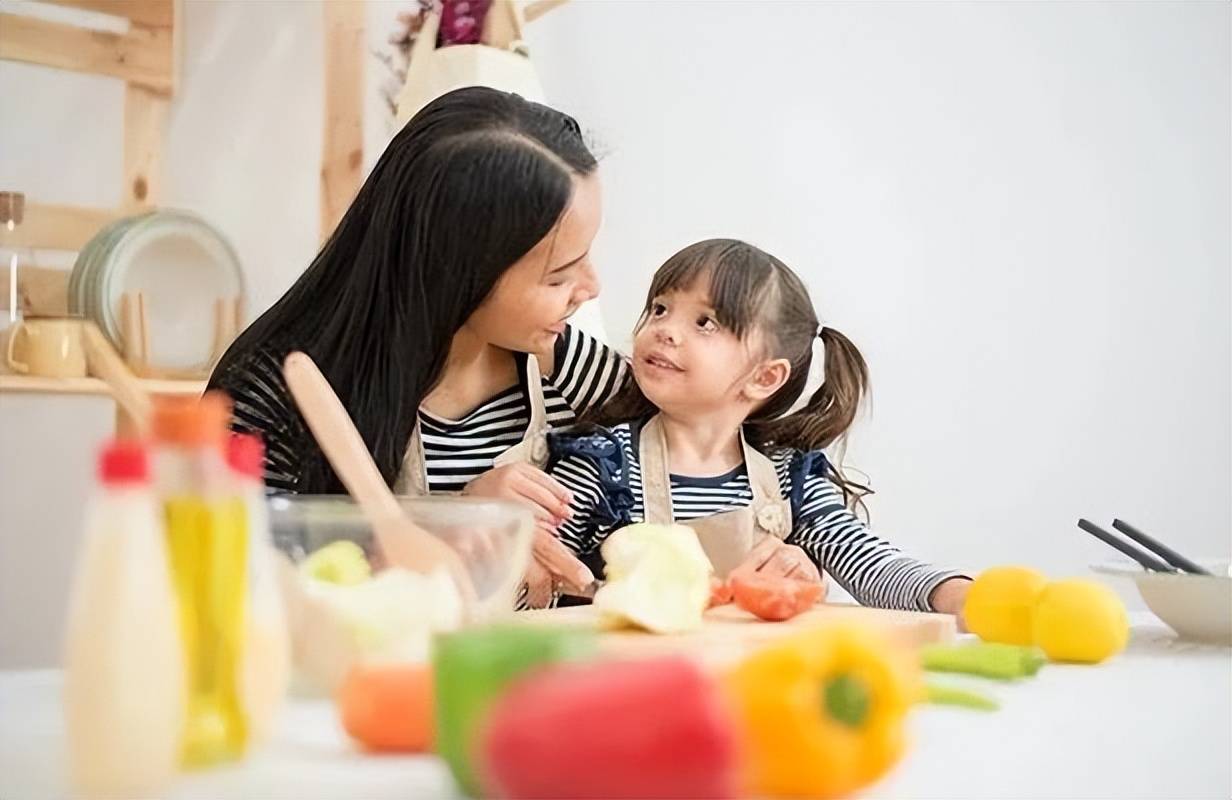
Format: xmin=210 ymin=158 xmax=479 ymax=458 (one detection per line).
xmin=0 ymin=375 xmax=205 ymax=397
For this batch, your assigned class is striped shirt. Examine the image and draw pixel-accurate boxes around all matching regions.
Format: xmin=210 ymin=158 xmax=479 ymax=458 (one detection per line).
xmin=209 ymin=325 xmax=625 ymax=494
xmin=420 ymin=327 xmax=625 ymax=493
xmin=552 ymin=423 xmax=963 ymax=612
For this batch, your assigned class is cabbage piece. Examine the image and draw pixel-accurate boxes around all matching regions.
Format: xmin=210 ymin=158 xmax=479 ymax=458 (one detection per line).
xmin=299 ymin=540 xmax=372 ymax=586
xmin=302 ymin=567 xmax=463 ymax=662
xmin=593 ymin=523 xmax=712 ymax=634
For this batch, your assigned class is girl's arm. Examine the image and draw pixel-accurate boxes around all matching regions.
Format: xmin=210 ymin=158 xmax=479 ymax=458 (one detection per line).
xmin=787 ymin=473 xmax=966 ymax=612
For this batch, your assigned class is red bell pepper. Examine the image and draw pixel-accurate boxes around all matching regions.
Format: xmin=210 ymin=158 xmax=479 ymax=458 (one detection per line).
xmin=479 ymin=657 xmax=739 ymax=799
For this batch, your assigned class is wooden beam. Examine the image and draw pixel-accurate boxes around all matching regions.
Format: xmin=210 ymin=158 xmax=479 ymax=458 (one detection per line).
xmin=0 ymin=11 xmax=173 ymax=94
xmin=7 ymin=203 xmax=117 ymax=251
xmin=525 ymin=0 xmax=570 ymax=23
xmin=40 ymin=0 xmax=174 ymax=29
xmin=320 ymin=1 xmax=365 ymax=243
xmin=483 ymin=0 xmax=526 ymax=49
xmin=123 ymin=83 xmax=167 ymax=210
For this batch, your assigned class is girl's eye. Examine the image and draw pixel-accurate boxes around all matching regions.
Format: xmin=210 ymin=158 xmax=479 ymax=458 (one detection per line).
xmin=697 ymin=316 xmax=718 ymax=332
xmin=651 ymin=303 xmax=667 ymax=317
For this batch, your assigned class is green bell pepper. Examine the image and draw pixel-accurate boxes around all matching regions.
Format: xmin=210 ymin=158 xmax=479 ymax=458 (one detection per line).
xmin=433 ymin=625 xmax=594 ymax=796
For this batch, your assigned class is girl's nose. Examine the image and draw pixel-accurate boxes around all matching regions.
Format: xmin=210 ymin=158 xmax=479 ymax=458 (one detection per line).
xmin=654 ymin=323 xmax=678 ymax=346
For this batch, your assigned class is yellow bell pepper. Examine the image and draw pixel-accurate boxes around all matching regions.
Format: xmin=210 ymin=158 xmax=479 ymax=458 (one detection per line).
xmin=724 ymin=624 xmax=919 ymax=799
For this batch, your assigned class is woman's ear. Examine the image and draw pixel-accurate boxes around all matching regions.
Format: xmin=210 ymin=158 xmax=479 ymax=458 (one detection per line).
xmin=743 ymin=358 xmax=791 ymax=402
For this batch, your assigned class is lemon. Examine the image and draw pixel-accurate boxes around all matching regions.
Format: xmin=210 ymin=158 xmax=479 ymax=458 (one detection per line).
xmin=1032 ymin=579 xmax=1128 ymax=664
xmin=300 ymin=540 xmax=372 ymax=586
xmin=963 ymin=566 xmax=1048 ymax=645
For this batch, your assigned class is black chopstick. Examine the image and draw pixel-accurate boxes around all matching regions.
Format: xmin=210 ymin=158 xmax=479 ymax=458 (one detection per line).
xmin=1111 ymin=519 xmax=1211 ymax=576
xmin=1077 ymin=518 xmax=1176 ymax=573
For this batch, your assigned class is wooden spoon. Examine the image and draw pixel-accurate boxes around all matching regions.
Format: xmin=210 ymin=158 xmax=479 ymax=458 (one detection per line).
xmin=282 ymin=351 xmax=477 ymax=612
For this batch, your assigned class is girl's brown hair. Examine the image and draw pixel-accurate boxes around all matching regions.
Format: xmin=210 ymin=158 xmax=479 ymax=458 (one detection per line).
xmin=589 ymin=239 xmax=872 ymax=508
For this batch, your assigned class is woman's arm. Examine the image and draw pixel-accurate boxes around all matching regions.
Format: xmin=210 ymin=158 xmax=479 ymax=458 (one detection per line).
xmin=549 ymin=451 xmax=607 ymax=557
xmin=544 ymin=325 xmax=628 ymax=417
xmin=209 ymin=348 xmax=306 ymax=495
xmin=787 ymin=473 xmax=967 ymax=612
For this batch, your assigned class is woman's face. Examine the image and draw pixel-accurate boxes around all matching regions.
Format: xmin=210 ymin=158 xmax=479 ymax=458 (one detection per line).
xmin=465 ymin=173 xmax=603 ymax=354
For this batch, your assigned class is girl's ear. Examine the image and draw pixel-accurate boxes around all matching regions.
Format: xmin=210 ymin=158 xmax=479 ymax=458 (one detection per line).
xmin=743 ymin=358 xmax=791 ymax=403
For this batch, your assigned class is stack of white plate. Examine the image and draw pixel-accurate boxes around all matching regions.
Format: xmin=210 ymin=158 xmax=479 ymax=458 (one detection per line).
xmin=69 ymin=210 xmax=245 ymax=376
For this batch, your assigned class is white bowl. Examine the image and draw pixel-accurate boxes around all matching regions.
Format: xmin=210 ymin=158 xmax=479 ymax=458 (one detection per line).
xmin=1092 ymin=560 xmax=1232 ymax=645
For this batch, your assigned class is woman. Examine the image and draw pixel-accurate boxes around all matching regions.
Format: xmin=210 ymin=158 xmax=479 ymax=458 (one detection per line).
xmin=208 ymin=88 xmax=624 ymax=596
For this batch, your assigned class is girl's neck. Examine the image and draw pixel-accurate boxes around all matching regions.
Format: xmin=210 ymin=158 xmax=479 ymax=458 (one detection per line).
xmin=656 ymin=408 xmax=746 ymax=478
xmin=421 ymin=327 xmax=519 ymax=420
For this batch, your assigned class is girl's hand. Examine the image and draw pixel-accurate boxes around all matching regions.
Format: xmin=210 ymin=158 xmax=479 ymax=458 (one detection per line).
xmin=928 ymin=577 xmax=972 ymax=627
xmin=736 ymin=537 xmax=824 ymax=585
xmin=463 ymin=463 xmax=574 ymax=526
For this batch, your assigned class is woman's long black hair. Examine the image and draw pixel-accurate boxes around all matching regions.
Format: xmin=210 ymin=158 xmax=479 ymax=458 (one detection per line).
xmin=215 ymin=87 xmax=597 ymax=493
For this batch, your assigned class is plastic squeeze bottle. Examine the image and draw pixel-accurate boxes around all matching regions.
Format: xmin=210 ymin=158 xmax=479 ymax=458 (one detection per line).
xmin=152 ymin=394 xmax=250 ymax=767
xmin=63 ymin=439 xmax=185 ymax=798
xmin=227 ymin=432 xmax=289 ymax=745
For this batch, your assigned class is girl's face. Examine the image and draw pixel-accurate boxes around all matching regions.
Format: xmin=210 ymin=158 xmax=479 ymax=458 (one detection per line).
xmin=632 ymin=279 xmax=782 ymax=415
xmin=465 ymin=173 xmax=603 ymax=354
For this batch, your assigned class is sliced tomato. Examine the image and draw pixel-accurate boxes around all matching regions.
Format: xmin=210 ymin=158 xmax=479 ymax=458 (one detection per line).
xmin=729 ymin=571 xmax=824 ymax=621
xmin=707 ymin=576 xmax=734 ymax=609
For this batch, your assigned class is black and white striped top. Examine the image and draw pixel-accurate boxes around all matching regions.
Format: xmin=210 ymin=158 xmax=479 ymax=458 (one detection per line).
xmin=419 ymin=327 xmax=625 ymax=493
xmin=552 ymin=422 xmax=963 ymax=612
xmin=209 ymin=325 xmax=625 ymax=494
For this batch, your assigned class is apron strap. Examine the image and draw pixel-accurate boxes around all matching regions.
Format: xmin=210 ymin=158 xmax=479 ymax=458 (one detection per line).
xmin=741 ymin=432 xmax=783 ymax=507
xmin=741 ymin=432 xmax=792 ymax=540
xmin=637 ymin=416 xmax=676 ymax=525
xmin=521 ymin=351 xmax=549 ymax=442
xmin=400 ymin=423 xmax=431 ymax=497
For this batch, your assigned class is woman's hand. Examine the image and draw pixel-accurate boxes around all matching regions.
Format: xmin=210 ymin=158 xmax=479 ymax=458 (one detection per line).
xmin=522 ymin=557 xmax=556 ymax=609
xmin=734 ymin=537 xmax=824 ymax=585
xmin=531 ymin=525 xmax=594 ymax=592
xmin=463 ymin=463 xmax=573 ymax=525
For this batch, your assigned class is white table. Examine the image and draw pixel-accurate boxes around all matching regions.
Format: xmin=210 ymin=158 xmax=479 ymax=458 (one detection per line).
xmin=3 ymin=616 xmax=1228 ymax=800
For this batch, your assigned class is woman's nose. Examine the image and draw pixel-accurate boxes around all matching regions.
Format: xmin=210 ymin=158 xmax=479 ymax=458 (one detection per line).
xmin=575 ymin=263 xmax=601 ymax=304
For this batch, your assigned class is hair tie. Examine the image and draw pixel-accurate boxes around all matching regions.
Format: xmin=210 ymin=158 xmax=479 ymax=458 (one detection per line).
xmin=817 ymin=324 xmax=827 ymax=339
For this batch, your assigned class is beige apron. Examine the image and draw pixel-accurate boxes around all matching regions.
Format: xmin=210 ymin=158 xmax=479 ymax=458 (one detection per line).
xmin=394 ymin=353 xmax=551 ymax=496
xmin=638 ymin=415 xmax=792 ymax=578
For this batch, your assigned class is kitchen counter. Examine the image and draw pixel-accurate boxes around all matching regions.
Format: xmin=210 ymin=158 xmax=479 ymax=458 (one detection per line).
xmin=2 ymin=615 xmax=1228 ymax=800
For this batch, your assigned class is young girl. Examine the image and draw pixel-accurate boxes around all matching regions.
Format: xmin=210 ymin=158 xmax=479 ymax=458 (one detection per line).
xmin=543 ymin=239 xmax=971 ymax=614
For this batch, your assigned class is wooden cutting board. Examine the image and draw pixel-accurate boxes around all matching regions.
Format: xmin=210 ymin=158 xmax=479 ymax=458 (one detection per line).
xmin=515 ymin=603 xmax=957 ymax=665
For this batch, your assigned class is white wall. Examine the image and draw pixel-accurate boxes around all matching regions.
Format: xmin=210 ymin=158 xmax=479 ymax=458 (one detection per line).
xmin=524 ymin=1 xmax=1231 ymax=580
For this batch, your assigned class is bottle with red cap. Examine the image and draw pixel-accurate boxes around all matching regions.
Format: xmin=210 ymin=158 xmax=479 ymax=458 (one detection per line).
xmin=63 ymin=439 xmax=185 ymax=797
xmin=227 ymin=433 xmax=289 ymax=745
xmin=152 ymin=393 xmax=250 ymax=767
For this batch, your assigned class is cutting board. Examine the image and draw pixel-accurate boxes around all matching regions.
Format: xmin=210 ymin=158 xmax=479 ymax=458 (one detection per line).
xmin=515 ymin=603 xmax=957 ymax=665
